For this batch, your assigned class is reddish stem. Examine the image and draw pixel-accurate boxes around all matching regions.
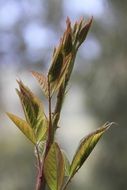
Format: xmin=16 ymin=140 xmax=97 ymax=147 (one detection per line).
xmin=35 ymin=78 xmax=53 ymax=190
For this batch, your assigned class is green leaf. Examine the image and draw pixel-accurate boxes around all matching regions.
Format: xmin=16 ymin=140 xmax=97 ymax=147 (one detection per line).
xmin=16 ymin=80 xmax=42 ymax=128
xmin=35 ymin=141 xmax=46 ymax=158
xmin=48 ymin=42 xmax=63 ymax=82
xmin=49 ymin=53 xmax=72 ymax=96
xmin=35 ymin=117 xmax=48 ymax=142
xmin=31 ymin=71 xmax=48 ymax=97
xmin=7 ymin=113 xmax=36 ymax=144
xmin=16 ymin=80 xmax=48 ymax=142
xmin=44 ymin=142 xmax=65 ymax=190
xmin=70 ymin=123 xmax=112 ymax=177
xmin=62 ymin=151 xmax=70 ymax=177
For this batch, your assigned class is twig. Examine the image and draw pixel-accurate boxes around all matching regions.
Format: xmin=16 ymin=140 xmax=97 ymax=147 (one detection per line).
xmin=35 ymin=144 xmax=41 ymax=172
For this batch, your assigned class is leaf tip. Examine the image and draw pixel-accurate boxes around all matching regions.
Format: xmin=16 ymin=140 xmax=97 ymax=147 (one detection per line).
xmin=6 ymin=112 xmax=10 ymax=117
xmin=6 ymin=112 xmax=12 ymax=118
xmin=105 ymin=121 xmax=119 ymax=129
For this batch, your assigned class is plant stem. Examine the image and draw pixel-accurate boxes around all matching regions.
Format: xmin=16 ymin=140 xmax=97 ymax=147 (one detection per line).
xmin=47 ymin=79 xmax=53 ymax=144
xmin=35 ymin=173 xmax=45 ymax=190
xmin=35 ymin=144 xmax=46 ymax=190
xmin=35 ymin=51 xmax=77 ymax=190
xmin=35 ymin=145 xmax=41 ymax=172
xmin=35 ymin=79 xmax=53 ymax=190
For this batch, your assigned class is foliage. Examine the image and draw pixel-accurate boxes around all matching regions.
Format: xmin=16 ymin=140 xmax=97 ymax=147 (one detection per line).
xmin=7 ymin=17 xmax=113 ymax=190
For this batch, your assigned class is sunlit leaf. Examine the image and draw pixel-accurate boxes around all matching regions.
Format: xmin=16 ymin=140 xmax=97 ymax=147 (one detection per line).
xmin=34 ymin=141 xmax=46 ymax=159
xmin=16 ymin=80 xmax=48 ymax=142
xmin=62 ymin=151 xmax=70 ymax=177
xmin=44 ymin=142 xmax=65 ymax=190
xmin=70 ymin=123 xmax=112 ymax=177
xmin=35 ymin=117 xmax=48 ymax=142
xmin=31 ymin=71 xmax=48 ymax=97
xmin=16 ymin=80 xmax=41 ymax=128
xmin=7 ymin=113 xmax=36 ymax=144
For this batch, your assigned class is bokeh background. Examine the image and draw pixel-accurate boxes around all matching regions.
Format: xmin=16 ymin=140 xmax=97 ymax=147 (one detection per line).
xmin=0 ymin=0 xmax=126 ymax=189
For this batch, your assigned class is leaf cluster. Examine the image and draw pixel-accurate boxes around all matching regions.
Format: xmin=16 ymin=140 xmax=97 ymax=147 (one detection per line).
xmin=7 ymin=17 xmax=113 ymax=190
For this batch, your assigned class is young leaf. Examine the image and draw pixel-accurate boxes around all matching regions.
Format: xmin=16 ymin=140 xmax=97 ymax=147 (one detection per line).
xmin=50 ymin=53 xmax=72 ymax=96
xmin=48 ymin=41 xmax=63 ymax=82
xmin=7 ymin=113 xmax=36 ymax=144
xmin=72 ymin=17 xmax=93 ymax=50
xmin=44 ymin=142 xmax=65 ymax=190
xmin=70 ymin=123 xmax=112 ymax=177
xmin=35 ymin=117 xmax=48 ymax=142
xmin=63 ymin=17 xmax=72 ymax=55
xmin=31 ymin=71 xmax=48 ymax=97
xmin=77 ymin=17 xmax=93 ymax=47
xmin=72 ymin=18 xmax=84 ymax=46
xmin=16 ymin=80 xmax=48 ymax=142
xmin=16 ymin=80 xmax=41 ymax=128
xmin=62 ymin=151 xmax=70 ymax=177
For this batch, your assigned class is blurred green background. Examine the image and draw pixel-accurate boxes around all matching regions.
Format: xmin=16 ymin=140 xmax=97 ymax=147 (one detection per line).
xmin=0 ymin=0 xmax=126 ymax=189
